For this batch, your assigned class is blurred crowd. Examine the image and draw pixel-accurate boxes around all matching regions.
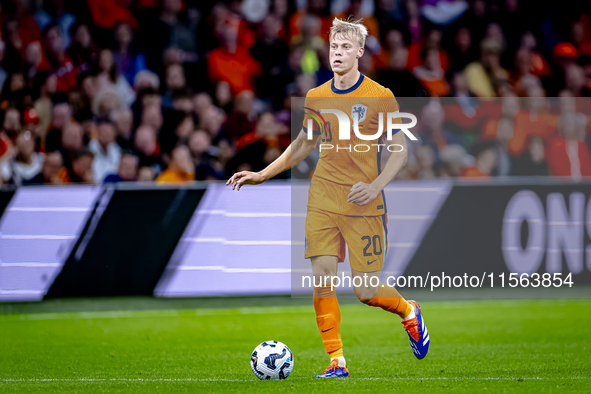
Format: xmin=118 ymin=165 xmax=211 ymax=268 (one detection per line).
xmin=0 ymin=0 xmax=590 ymax=186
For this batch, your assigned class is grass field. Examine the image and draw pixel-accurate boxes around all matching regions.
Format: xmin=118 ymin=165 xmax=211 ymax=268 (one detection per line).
xmin=0 ymin=297 xmax=590 ymax=393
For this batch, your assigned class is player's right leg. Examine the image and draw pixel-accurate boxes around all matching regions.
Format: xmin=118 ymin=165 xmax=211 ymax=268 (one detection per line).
xmin=351 ymin=269 xmax=430 ymax=360
xmin=338 ymin=214 xmax=430 ymax=360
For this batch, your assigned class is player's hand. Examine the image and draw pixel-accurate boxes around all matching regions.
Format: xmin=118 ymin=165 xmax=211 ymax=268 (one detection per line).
xmin=347 ymin=182 xmax=380 ymax=206
xmin=226 ymin=171 xmax=265 ymax=191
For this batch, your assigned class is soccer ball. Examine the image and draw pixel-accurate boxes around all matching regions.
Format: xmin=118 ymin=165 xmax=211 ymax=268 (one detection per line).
xmin=250 ymin=340 xmax=294 ymax=380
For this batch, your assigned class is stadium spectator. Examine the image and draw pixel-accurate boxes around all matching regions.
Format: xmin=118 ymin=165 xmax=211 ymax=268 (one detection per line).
xmin=199 ymin=104 xmax=226 ymax=141
xmin=189 ymin=130 xmax=220 ymax=181
xmin=138 ymin=165 xmax=155 ymax=182
xmin=439 ymin=144 xmax=468 ymax=177
xmin=157 ymin=144 xmax=195 ymax=183
xmin=251 ymin=14 xmax=291 ymax=104
xmin=23 ymin=108 xmax=41 ymax=146
xmin=335 ymin=0 xmax=380 ymax=41
xmin=251 ymin=15 xmax=290 ymax=79
xmin=113 ymin=22 xmax=147 ymax=87
xmin=521 ymin=87 xmax=558 ymax=141
xmin=2 ymin=107 xmax=22 ymax=143
xmin=230 ymin=112 xmax=288 ymax=176
xmin=134 ymin=124 xmax=163 ymax=173
xmin=512 ymin=136 xmax=549 ymax=176
xmin=45 ymin=97 xmax=71 ymax=151
xmin=111 ymin=109 xmax=133 ymax=150
xmin=42 ymin=22 xmax=77 ymax=93
xmin=415 ymin=144 xmax=436 ymax=179
xmin=288 ymin=0 xmax=332 ymax=44
xmin=465 ymin=39 xmax=509 ymax=97
xmin=89 ymin=121 xmax=121 ymax=183
xmin=24 ymin=41 xmax=43 ymax=87
xmin=66 ymin=22 xmax=99 ymax=75
xmin=141 ymin=106 xmax=164 ymax=145
xmin=35 ymin=0 xmax=76 ymax=50
xmin=373 ymin=27 xmax=408 ymax=71
xmin=134 ymin=70 xmax=160 ymax=92
xmin=406 ymin=0 xmax=422 ymax=43
xmin=407 ymin=29 xmax=449 ymax=73
xmin=547 ymin=113 xmax=591 ymax=179
xmin=417 ymin=100 xmax=460 ymax=157
xmin=104 ymin=152 xmax=139 ymax=183
xmin=97 ymin=48 xmax=135 ymax=109
xmin=61 ymin=121 xmax=83 ymax=151
xmin=376 ymin=47 xmax=427 ymax=97
xmin=448 ymin=71 xmax=476 ymax=98
xmin=24 ymin=150 xmax=63 ymax=184
xmin=162 ymin=63 xmax=186 ymax=108
xmin=512 ymin=48 xmax=543 ymax=96
xmin=413 ymin=48 xmax=449 ymax=97
xmin=208 ymin=17 xmax=262 ymax=96
xmin=461 ymin=140 xmax=496 ymax=177
xmin=481 ymin=94 xmax=531 ymax=157
xmin=225 ymin=90 xmax=256 ymax=140
xmin=375 ymin=0 xmax=405 ymax=29
xmin=518 ymin=32 xmax=551 ymax=79
xmin=1 ymin=130 xmax=42 ymax=185
xmin=563 ymin=63 xmax=591 ymax=97
xmin=58 ymin=147 xmax=94 ymax=183
xmin=448 ymin=27 xmax=476 ymax=72
xmin=492 ymin=117 xmax=514 ymax=176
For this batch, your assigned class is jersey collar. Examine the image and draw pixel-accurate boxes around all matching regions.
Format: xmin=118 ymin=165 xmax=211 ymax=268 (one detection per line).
xmin=331 ymin=73 xmax=365 ymax=95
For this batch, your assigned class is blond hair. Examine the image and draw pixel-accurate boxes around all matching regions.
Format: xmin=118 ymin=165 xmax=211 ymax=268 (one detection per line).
xmin=330 ymin=17 xmax=368 ymax=48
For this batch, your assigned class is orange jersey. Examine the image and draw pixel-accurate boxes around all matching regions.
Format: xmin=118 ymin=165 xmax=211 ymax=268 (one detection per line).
xmin=302 ymin=74 xmax=401 ymax=217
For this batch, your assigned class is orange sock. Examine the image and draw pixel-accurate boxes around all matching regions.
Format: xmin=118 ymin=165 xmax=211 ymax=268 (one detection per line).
xmin=313 ymin=286 xmax=343 ymax=355
xmin=364 ymin=284 xmax=412 ymax=319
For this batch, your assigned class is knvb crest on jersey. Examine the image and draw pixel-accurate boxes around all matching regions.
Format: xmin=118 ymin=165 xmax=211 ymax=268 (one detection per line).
xmin=351 ymin=104 xmax=367 ymax=123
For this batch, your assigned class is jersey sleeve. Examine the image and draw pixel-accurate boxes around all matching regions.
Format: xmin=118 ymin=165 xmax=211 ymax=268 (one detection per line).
xmin=383 ymin=88 xmax=400 ymax=114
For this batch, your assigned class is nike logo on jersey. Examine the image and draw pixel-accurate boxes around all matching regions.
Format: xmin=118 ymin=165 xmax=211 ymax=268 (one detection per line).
xmin=321 ymin=327 xmax=334 ymax=333
xmin=367 ymin=259 xmax=377 ymax=265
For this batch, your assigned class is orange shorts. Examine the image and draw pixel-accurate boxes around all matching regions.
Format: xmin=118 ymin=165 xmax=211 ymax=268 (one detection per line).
xmin=304 ymin=207 xmax=388 ymax=273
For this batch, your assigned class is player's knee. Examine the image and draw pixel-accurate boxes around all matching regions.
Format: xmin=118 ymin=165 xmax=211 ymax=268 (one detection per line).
xmin=354 ymin=285 xmax=378 ymax=304
xmin=311 ymin=257 xmax=338 ymax=278
xmin=313 ymin=266 xmax=333 ymax=278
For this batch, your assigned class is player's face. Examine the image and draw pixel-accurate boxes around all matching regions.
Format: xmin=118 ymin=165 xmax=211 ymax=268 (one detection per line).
xmin=329 ymin=34 xmax=364 ymax=74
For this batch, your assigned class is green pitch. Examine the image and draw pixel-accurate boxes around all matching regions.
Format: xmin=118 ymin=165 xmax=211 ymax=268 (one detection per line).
xmin=0 ymin=297 xmax=589 ymax=393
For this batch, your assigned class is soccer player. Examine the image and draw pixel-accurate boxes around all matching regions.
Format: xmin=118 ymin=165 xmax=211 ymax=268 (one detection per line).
xmin=227 ymin=18 xmax=430 ymax=378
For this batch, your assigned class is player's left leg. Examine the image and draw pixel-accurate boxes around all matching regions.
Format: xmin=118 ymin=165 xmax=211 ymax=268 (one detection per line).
xmin=350 ymin=269 xmax=410 ymax=318
xmin=338 ymin=214 xmax=430 ymax=359
xmin=351 ymin=269 xmax=430 ymax=358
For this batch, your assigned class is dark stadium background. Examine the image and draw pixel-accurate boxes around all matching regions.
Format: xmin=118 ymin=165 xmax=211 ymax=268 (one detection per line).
xmin=0 ymin=0 xmax=589 ymax=392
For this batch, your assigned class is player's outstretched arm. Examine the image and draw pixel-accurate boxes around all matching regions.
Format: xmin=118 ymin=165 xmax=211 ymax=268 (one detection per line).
xmin=226 ymin=130 xmax=319 ymax=191
xmin=347 ymin=131 xmax=408 ymax=205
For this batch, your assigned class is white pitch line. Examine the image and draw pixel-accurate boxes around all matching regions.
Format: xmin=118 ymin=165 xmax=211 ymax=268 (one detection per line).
xmin=0 ymin=377 xmax=588 ymax=383
xmin=0 ymin=235 xmax=77 ymax=240
xmin=196 ymin=210 xmax=305 ymax=218
xmin=0 ymin=262 xmax=63 ymax=268
xmin=177 ymin=266 xmax=292 ymax=273
xmin=181 ymin=238 xmax=304 ymax=246
xmin=8 ymin=207 xmax=91 ymax=212
xmin=13 ymin=305 xmax=316 ymax=321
